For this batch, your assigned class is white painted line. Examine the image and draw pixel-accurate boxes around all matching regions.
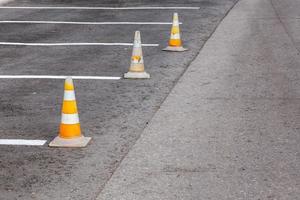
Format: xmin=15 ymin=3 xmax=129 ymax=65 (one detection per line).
xmin=0 ymin=6 xmax=200 ymax=10
xmin=0 ymin=42 xmax=159 ymax=47
xmin=0 ymin=75 xmax=121 ymax=80
xmin=0 ymin=21 xmax=182 ymax=25
xmin=0 ymin=139 xmax=47 ymax=146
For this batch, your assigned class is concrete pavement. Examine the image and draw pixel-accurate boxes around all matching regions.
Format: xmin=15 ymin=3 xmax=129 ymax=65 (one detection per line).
xmin=271 ymin=0 xmax=300 ymax=52
xmin=97 ymin=0 xmax=300 ymax=199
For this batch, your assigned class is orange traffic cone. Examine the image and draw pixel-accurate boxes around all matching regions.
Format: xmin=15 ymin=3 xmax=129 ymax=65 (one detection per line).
xmin=49 ymin=77 xmax=91 ymax=148
xmin=124 ymin=31 xmax=150 ymax=79
xmin=163 ymin=13 xmax=187 ymax=52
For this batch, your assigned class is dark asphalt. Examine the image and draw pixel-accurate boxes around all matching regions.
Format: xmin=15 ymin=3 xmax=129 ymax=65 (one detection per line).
xmin=0 ymin=0 xmax=237 ymax=199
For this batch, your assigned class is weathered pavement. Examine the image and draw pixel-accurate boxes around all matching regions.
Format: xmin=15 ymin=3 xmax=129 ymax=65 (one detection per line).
xmin=96 ymin=0 xmax=300 ymax=199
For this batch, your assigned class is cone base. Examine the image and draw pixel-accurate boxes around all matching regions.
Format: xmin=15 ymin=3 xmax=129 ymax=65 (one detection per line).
xmin=49 ymin=136 xmax=91 ymax=148
xmin=124 ymin=71 xmax=150 ymax=79
xmin=163 ymin=46 xmax=188 ymax=52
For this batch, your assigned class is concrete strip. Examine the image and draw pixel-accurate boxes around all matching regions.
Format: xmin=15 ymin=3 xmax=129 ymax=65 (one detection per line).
xmin=96 ymin=0 xmax=300 ymax=199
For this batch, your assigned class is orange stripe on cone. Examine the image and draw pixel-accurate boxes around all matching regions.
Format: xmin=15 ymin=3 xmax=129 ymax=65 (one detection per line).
xmin=62 ymin=100 xmax=78 ymax=114
xmin=60 ymin=123 xmax=81 ymax=139
xmin=49 ymin=77 xmax=91 ymax=148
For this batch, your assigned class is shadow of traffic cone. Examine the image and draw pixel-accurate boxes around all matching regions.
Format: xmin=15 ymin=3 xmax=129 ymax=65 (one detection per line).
xmin=163 ymin=13 xmax=187 ymax=52
xmin=49 ymin=77 xmax=91 ymax=148
xmin=124 ymin=31 xmax=150 ymax=79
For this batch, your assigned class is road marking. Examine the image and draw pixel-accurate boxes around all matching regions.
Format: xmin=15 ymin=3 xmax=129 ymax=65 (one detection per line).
xmin=0 ymin=42 xmax=159 ymax=47
xmin=0 ymin=139 xmax=47 ymax=146
xmin=0 ymin=75 xmax=121 ymax=80
xmin=0 ymin=21 xmax=182 ymax=25
xmin=0 ymin=6 xmax=200 ymax=10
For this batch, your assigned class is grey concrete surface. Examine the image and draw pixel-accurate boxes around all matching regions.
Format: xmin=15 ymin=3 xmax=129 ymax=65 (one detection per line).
xmin=97 ymin=0 xmax=300 ymax=199
xmin=0 ymin=0 xmax=238 ymax=200
xmin=271 ymin=0 xmax=300 ymax=52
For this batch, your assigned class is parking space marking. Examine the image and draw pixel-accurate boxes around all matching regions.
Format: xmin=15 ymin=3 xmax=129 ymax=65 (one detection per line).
xmin=0 ymin=139 xmax=47 ymax=146
xmin=0 ymin=42 xmax=159 ymax=47
xmin=0 ymin=6 xmax=200 ymax=10
xmin=0 ymin=21 xmax=182 ymax=25
xmin=0 ymin=75 xmax=121 ymax=80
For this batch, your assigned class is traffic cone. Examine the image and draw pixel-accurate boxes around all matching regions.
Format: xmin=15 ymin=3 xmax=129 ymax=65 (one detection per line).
xmin=163 ymin=13 xmax=187 ymax=52
xmin=124 ymin=31 xmax=150 ymax=79
xmin=49 ymin=77 xmax=91 ymax=148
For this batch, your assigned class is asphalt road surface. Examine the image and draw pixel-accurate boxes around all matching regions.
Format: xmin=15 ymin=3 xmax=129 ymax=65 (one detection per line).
xmin=0 ymin=0 xmax=238 ymax=199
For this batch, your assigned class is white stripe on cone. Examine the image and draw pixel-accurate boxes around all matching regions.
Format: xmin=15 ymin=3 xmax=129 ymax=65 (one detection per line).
xmin=172 ymin=33 xmax=181 ymax=39
xmin=61 ymin=113 xmax=80 ymax=124
xmin=63 ymin=91 xmax=76 ymax=101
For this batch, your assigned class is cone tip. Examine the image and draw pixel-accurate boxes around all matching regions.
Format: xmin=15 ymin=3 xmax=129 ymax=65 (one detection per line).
xmin=134 ymin=30 xmax=142 ymax=44
xmin=65 ymin=76 xmax=72 ymax=81
xmin=64 ymin=76 xmax=74 ymax=90
xmin=134 ymin=30 xmax=141 ymax=38
xmin=173 ymin=13 xmax=179 ymax=22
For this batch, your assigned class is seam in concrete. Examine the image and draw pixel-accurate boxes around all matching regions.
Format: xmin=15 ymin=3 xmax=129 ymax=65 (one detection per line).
xmin=269 ymin=0 xmax=300 ymax=54
xmin=93 ymin=0 xmax=241 ymax=199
